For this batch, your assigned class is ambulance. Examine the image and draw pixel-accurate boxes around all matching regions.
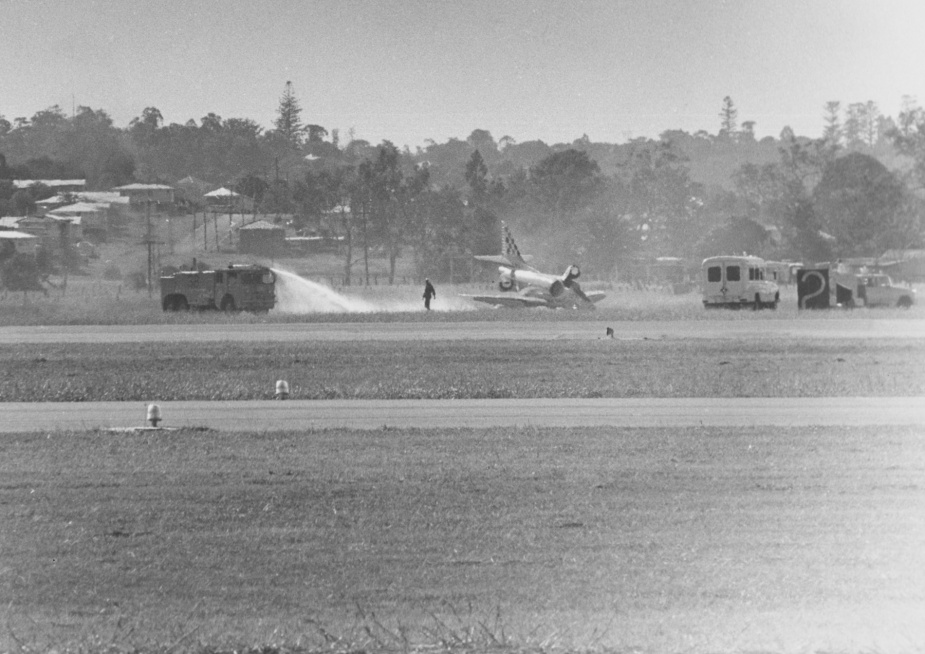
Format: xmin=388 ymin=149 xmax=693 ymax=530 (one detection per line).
xmin=702 ymin=255 xmax=780 ymax=309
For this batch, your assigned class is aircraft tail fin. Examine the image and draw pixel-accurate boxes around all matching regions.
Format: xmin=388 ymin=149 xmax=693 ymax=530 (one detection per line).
xmin=501 ymin=222 xmax=530 ymax=269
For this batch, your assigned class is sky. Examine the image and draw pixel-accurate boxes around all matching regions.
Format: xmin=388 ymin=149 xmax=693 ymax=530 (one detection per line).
xmin=2 ymin=0 xmax=924 ymax=149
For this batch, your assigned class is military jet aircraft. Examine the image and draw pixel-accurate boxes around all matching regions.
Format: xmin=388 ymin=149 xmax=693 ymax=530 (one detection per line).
xmin=463 ymin=223 xmax=606 ymax=309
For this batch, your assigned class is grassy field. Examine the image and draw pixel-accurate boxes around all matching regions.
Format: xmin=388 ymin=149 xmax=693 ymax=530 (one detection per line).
xmin=3 ymin=266 xmax=924 ymax=652
xmin=1 ymin=276 xmax=923 ymax=325
xmin=1 ymin=339 xmax=923 ymax=401
xmin=2 ymin=425 xmax=924 ymax=653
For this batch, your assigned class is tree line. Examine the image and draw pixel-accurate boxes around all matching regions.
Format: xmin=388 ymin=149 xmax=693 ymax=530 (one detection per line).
xmin=2 ymin=88 xmax=925 ymax=282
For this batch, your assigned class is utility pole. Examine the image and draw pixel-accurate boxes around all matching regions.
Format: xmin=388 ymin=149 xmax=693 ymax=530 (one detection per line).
xmin=145 ymin=200 xmax=155 ymax=295
xmin=141 ymin=200 xmax=163 ymax=296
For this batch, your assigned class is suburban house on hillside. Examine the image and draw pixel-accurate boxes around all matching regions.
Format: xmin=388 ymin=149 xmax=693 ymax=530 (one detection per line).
xmin=0 ymin=214 xmax=82 ymax=242
xmin=46 ymin=202 xmax=108 ymax=240
xmin=237 ymin=219 xmax=285 ymax=255
xmin=174 ymin=176 xmax=214 ymax=206
xmin=112 ymin=183 xmax=175 ymax=208
xmin=13 ymin=179 xmax=86 ymax=192
xmin=33 ymin=192 xmax=130 ymax=241
xmin=0 ymin=230 xmax=38 ymax=257
xmin=204 ymin=187 xmax=254 ymax=213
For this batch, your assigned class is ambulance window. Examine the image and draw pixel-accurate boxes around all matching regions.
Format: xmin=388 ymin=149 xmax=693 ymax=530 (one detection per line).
xmin=707 ymin=266 xmax=721 ymax=282
xmin=726 ymin=265 xmax=741 ymax=282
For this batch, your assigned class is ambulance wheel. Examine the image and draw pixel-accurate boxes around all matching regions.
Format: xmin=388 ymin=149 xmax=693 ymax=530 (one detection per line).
xmin=220 ymin=295 xmax=236 ymax=312
xmin=753 ymin=294 xmax=761 ymax=311
xmin=176 ymin=296 xmax=189 ymax=311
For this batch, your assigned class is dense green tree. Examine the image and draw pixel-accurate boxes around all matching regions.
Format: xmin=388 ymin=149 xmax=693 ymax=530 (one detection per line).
xmin=617 ymin=140 xmax=704 ymax=257
xmin=464 ymin=149 xmax=489 ymax=201
xmin=889 ymin=98 xmax=925 ymax=193
xmin=813 ymin=152 xmax=911 ymax=255
xmin=527 ymin=149 xmax=601 ymax=231
xmin=234 ymin=173 xmax=269 ymax=207
xmin=407 ymin=185 xmax=469 ymax=281
xmin=1 ymin=253 xmax=45 ymax=294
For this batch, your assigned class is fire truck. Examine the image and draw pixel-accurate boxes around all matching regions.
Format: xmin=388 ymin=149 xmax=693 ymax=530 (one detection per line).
xmin=160 ymin=263 xmax=276 ymax=312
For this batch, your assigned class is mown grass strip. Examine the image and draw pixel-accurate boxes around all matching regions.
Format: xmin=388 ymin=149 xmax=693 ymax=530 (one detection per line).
xmin=2 ymin=339 xmax=923 ymax=401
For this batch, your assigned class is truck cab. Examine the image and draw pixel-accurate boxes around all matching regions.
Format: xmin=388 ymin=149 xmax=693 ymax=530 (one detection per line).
xmin=702 ymin=255 xmax=780 ymax=310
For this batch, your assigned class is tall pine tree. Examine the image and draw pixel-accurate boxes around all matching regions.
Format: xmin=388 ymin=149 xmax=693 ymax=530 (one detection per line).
xmin=274 ymin=81 xmax=304 ymax=144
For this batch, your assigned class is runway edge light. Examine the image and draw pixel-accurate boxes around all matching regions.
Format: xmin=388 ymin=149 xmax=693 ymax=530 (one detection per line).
xmin=146 ymin=403 xmax=162 ymax=427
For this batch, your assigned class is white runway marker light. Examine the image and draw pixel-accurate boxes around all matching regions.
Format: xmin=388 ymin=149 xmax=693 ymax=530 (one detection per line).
xmin=146 ymin=403 xmax=162 ymax=427
xmin=275 ymin=380 xmax=290 ymax=400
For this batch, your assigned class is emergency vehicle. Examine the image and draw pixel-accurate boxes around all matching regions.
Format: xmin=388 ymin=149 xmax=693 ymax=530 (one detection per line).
xmin=702 ymin=255 xmax=780 ymax=309
xmin=160 ymin=263 xmax=276 ymax=312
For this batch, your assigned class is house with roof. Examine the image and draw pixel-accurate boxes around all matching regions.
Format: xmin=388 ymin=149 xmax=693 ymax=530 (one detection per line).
xmin=13 ymin=179 xmax=86 ymax=192
xmin=47 ymin=202 xmax=108 ymax=239
xmin=238 ymin=219 xmax=285 ymax=254
xmin=204 ymin=187 xmax=254 ymax=213
xmin=0 ymin=230 xmax=38 ymax=258
xmin=0 ymin=214 xmax=81 ymax=243
xmin=0 ymin=215 xmax=51 ymax=238
xmin=174 ymin=176 xmax=214 ymax=206
xmin=112 ymin=183 xmax=175 ymax=207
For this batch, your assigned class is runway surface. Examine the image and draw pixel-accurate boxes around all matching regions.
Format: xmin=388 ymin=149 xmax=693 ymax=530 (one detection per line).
xmin=2 ymin=397 xmax=923 ymax=432
xmin=0 ymin=318 xmax=923 ymax=343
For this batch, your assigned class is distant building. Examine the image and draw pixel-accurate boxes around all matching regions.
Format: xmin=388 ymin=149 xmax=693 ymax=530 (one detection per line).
xmin=0 ymin=214 xmax=81 ymax=242
xmin=174 ymin=176 xmax=214 ymax=207
xmin=13 ymin=179 xmax=86 ymax=192
xmin=0 ymin=230 xmax=38 ymax=257
xmin=238 ymin=219 xmax=285 ymax=255
xmin=0 ymin=215 xmax=52 ymax=238
xmin=47 ymin=203 xmax=108 ymax=239
xmin=204 ymin=187 xmax=254 ymax=213
xmin=112 ymin=183 xmax=176 ymax=207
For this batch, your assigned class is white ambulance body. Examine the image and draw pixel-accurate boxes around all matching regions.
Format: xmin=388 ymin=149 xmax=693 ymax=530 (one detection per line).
xmin=702 ymin=255 xmax=780 ymax=309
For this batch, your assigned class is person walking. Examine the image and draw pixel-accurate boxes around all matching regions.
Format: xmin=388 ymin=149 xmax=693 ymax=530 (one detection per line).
xmin=423 ymin=278 xmax=436 ymax=310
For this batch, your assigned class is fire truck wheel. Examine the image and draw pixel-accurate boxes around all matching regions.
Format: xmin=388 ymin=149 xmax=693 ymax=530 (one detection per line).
xmin=220 ymin=295 xmax=237 ymax=312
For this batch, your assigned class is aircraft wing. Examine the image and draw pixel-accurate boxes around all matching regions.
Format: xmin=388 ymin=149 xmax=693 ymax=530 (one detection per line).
xmin=462 ymin=294 xmax=551 ymax=308
xmin=473 ymin=255 xmax=514 ymax=267
xmin=473 ymin=255 xmax=535 ymax=268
